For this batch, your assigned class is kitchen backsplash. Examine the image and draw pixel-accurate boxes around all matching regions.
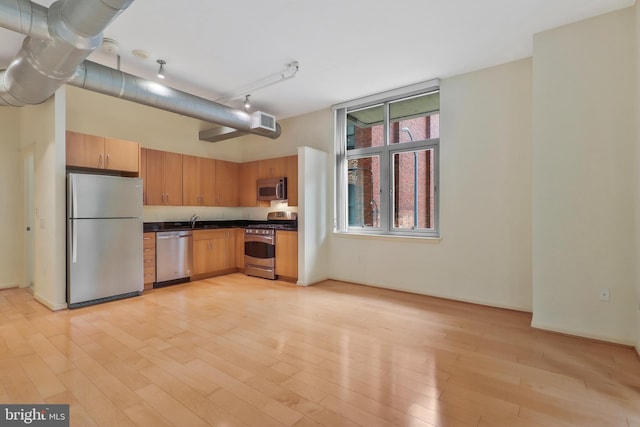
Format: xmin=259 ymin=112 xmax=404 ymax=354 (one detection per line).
xmin=143 ymin=203 xmax=298 ymax=222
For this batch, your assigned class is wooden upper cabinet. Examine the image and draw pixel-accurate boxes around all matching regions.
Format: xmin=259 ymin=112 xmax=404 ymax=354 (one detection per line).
xmin=144 ymin=148 xmax=182 ymax=206
xmin=200 ymin=158 xmax=216 ymax=206
xmin=66 ymin=131 xmax=139 ymax=173
xmin=182 ymin=155 xmax=200 ymax=206
xmin=259 ymin=157 xmax=287 ymax=179
xmin=163 ymin=152 xmax=183 ymax=206
xmin=238 ymin=156 xmax=298 ymax=207
xmin=215 ymin=160 xmax=238 ymax=206
xmin=66 ymin=131 xmax=105 ymax=169
xmin=238 ymin=161 xmax=260 ymax=207
xmin=144 ymin=148 xmax=164 ymax=205
xmin=104 ymin=137 xmax=139 ymax=173
xmin=142 ymin=148 xmax=295 ymax=208
xmin=183 ymin=155 xmax=215 ymax=206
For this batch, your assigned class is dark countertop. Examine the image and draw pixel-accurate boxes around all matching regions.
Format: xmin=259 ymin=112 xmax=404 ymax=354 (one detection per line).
xmin=144 ymin=220 xmax=297 ymax=232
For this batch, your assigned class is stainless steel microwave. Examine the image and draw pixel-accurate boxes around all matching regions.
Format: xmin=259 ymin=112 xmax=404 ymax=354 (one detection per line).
xmin=257 ymin=177 xmax=287 ymax=201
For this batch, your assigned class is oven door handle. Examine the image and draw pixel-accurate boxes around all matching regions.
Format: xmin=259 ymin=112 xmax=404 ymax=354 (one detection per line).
xmin=244 ymin=235 xmax=275 ymax=244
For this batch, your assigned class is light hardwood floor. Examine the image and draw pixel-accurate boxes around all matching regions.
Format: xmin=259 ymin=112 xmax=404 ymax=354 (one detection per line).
xmin=1 ymin=274 xmax=639 ymax=426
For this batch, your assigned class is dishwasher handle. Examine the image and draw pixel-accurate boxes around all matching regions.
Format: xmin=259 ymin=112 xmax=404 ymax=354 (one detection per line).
xmin=157 ymin=231 xmax=192 ymax=240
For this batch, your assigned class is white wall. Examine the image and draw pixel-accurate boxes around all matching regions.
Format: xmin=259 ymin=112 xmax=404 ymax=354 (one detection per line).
xmin=0 ymin=108 xmax=22 ymax=288
xmin=237 ymin=109 xmax=333 ymax=162
xmin=330 ymin=59 xmax=534 ymax=311
xmin=66 ymin=86 xmax=241 ymax=161
xmin=20 ymin=92 xmax=67 ymax=309
xmin=532 ymin=8 xmax=636 ymax=344
xmin=298 ymin=146 xmax=330 ymax=285
xmin=636 ymin=2 xmax=640 ymax=354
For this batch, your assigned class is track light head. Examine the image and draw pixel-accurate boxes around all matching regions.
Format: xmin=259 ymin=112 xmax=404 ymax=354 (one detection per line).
xmin=156 ymin=59 xmax=166 ymax=79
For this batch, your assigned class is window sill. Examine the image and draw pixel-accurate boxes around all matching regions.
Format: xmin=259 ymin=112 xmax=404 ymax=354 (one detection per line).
xmin=332 ymin=231 xmax=441 ymax=243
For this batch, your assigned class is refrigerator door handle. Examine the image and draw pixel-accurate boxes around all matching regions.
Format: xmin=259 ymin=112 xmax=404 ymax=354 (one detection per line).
xmin=70 ymin=174 xmax=78 ymax=263
xmin=71 ymin=174 xmax=78 ymax=219
xmin=71 ymin=219 xmax=78 ymax=263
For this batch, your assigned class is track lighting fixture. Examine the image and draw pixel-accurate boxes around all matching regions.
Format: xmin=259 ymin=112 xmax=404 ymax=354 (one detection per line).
xmin=156 ymin=59 xmax=166 ymax=79
xmin=244 ymin=95 xmax=251 ymax=110
xmin=216 ymin=61 xmax=300 ymax=103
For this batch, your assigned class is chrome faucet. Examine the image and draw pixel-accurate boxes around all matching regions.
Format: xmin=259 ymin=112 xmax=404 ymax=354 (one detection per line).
xmin=190 ymin=214 xmax=200 ymax=229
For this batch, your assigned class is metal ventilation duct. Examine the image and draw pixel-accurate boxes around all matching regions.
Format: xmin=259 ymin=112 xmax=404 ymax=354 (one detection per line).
xmin=67 ymin=61 xmax=282 ymax=140
xmin=0 ymin=0 xmax=134 ymax=106
xmin=0 ymin=0 xmax=281 ymax=140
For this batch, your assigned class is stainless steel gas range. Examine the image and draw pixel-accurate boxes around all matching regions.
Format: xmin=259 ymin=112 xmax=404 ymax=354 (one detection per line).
xmin=244 ymin=211 xmax=297 ymax=280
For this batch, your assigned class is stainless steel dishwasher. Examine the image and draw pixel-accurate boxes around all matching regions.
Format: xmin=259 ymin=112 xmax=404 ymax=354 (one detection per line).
xmin=155 ymin=230 xmax=192 ymax=286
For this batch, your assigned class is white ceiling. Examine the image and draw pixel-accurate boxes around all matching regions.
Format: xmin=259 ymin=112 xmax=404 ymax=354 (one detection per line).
xmin=0 ymin=0 xmax=634 ymax=120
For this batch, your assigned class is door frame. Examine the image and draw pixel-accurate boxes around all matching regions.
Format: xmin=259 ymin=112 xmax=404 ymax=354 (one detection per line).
xmin=21 ymin=144 xmax=35 ymax=289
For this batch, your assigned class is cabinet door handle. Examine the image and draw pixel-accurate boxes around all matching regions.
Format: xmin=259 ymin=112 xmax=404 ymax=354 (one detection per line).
xmin=106 ymin=153 xmax=110 ymax=167
xmin=98 ymin=153 xmax=103 ymax=167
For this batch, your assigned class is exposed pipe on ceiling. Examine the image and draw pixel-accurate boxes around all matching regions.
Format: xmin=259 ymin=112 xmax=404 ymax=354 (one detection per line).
xmin=67 ymin=61 xmax=281 ymax=139
xmin=0 ymin=0 xmax=134 ymax=106
xmin=0 ymin=0 xmax=49 ymax=39
xmin=0 ymin=0 xmax=281 ymax=140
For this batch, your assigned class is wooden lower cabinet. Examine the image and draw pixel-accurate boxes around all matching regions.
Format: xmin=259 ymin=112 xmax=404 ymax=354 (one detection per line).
xmin=235 ymin=228 xmax=245 ymax=269
xmin=192 ymin=229 xmax=236 ymax=278
xmin=276 ymin=230 xmax=298 ymax=280
xmin=143 ymin=232 xmax=156 ymax=290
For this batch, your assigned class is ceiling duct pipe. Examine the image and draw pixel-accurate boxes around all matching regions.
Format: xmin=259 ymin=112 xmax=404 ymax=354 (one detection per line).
xmin=0 ymin=0 xmax=134 ymax=106
xmin=0 ymin=0 xmax=280 ymax=140
xmin=0 ymin=0 xmax=49 ymax=39
xmin=68 ymin=61 xmax=282 ymax=140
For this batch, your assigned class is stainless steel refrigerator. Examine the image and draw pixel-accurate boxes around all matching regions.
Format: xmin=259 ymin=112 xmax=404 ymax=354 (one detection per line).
xmin=67 ymin=173 xmax=143 ymax=308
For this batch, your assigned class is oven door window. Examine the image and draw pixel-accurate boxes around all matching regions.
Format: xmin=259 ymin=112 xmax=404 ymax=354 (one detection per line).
xmin=245 ymin=241 xmax=275 ymax=259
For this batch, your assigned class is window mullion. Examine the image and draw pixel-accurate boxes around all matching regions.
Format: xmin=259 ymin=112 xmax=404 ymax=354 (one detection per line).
xmin=380 ymin=101 xmax=391 ymax=233
xmin=335 ymin=108 xmax=348 ymax=232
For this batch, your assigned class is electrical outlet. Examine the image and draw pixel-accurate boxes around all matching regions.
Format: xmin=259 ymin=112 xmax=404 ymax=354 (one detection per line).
xmin=599 ymin=288 xmax=610 ymax=302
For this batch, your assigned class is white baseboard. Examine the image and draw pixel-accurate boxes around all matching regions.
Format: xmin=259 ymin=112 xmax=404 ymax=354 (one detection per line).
xmin=531 ymin=319 xmax=635 ymax=347
xmin=327 ymin=276 xmax=533 ymax=313
xmin=34 ymin=293 xmax=67 ymax=311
